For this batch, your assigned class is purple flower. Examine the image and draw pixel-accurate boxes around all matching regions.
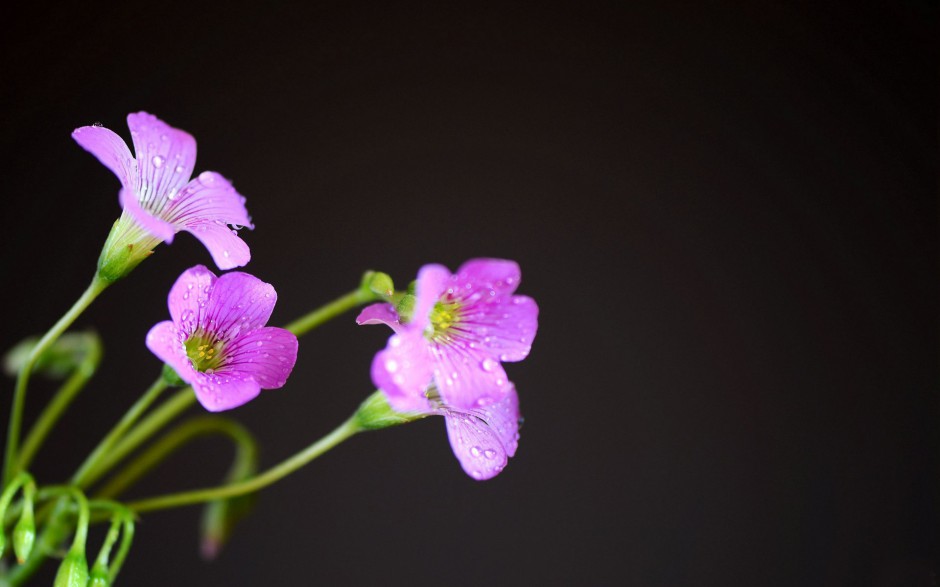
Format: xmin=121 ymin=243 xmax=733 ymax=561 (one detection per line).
xmin=146 ymin=265 xmax=298 ymax=412
xmin=357 ymin=258 xmax=538 ymax=412
xmin=73 ymin=112 xmax=253 ymax=270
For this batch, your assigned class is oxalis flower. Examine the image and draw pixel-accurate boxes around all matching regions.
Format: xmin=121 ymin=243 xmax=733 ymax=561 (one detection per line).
xmin=146 ymin=265 xmax=298 ymax=412
xmin=73 ymin=112 xmax=253 ymax=280
xmin=357 ymin=258 xmax=538 ymax=411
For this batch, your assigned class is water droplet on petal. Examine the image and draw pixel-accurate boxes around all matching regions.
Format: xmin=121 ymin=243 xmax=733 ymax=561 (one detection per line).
xmin=175 ymin=165 xmax=185 ymax=173
xmin=152 ymin=155 xmax=165 ymax=168
xmin=199 ymin=171 xmax=215 ymax=183
xmin=481 ymin=358 xmax=497 ymax=372
xmin=223 ymin=250 xmax=230 ymax=258
xmin=483 ymin=449 xmax=497 ymax=459
xmin=470 ymin=446 xmax=482 ymax=457
xmin=385 ymin=359 xmax=399 ymax=372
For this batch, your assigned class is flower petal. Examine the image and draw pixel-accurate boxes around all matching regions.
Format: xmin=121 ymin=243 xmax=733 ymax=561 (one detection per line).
xmin=166 ymin=265 xmax=217 ymax=330
xmin=222 ymin=327 xmax=298 ymax=390
xmin=430 ymin=343 xmax=510 ymax=409
xmin=356 ymin=303 xmax=403 ymax=332
xmin=165 ymin=172 xmax=253 ymax=229
xmin=454 ymin=258 xmax=522 ymax=297
xmin=413 ymin=263 xmax=450 ymax=330
xmin=183 ymin=220 xmax=251 ymax=270
xmin=126 ymin=111 xmax=197 ymax=211
xmin=191 ymin=374 xmax=261 ymax=412
xmin=443 ymin=385 xmax=521 ymax=480
xmin=462 ymin=295 xmax=539 ymax=362
xmin=72 ymin=125 xmax=136 ymax=190
xmin=371 ymin=330 xmax=434 ymax=412
xmin=203 ymin=271 xmax=277 ymax=337
xmin=120 ymin=187 xmax=176 ymax=241
xmin=145 ymin=320 xmax=196 ymax=383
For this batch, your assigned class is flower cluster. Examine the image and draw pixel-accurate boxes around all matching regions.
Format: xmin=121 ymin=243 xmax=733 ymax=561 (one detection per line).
xmin=1 ymin=111 xmax=541 ymax=587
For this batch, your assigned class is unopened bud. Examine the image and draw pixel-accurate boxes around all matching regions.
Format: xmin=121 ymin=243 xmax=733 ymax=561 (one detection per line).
xmin=13 ymin=498 xmax=35 ymax=563
xmin=354 ymin=390 xmax=427 ymax=430
xmin=55 ymin=551 xmax=89 ymax=587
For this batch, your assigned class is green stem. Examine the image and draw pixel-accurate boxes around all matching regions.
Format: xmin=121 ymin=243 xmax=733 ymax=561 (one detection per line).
xmin=15 ymin=335 xmax=103 ymax=473
xmin=284 ymin=286 xmax=377 ymax=336
xmin=128 ymin=417 xmax=362 ymax=513
xmin=96 ymin=416 xmax=257 ymax=500
xmin=81 ymin=389 xmax=197 ymax=488
xmin=3 ymin=276 xmax=109 ymax=485
xmin=71 ymin=377 xmax=169 ymax=488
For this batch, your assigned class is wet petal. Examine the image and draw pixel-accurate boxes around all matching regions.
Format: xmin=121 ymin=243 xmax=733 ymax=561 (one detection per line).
xmin=120 ymin=187 xmax=176 ymax=241
xmin=413 ymin=264 xmax=450 ymax=330
xmin=356 ymin=303 xmax=402 ymax=332
xmin=443 ymin=385 xmax=520 ymax=480
xmin=166 ymin=265 xmax=216 ymax=330
xmin=430 ymin=344 xmax=510 ymax=410
xmin=191 ymin=374 xmax=261 ymax=412
xmin=222 ymin=327 xmax=298 ymax=390
xmin=454 ymin=258 xmax=522 ymax=297
xmin=371 ymin=330 xmax=433 ymax=412
xmin=145 ymin=320 xmax=196 ymax=383
xmin=166 ymin=172 xmax=253 ymax=229
xmin=462 ymin=295 xmax=539 ymax=362
xmin=127 ymin=111 xmax=197 ymax=212
xmin=203 ymin=271 xmax=276 ymax=337
xmin=72 ymin=125 xmax=136 ymax=190
xmin=182 ymin=220 xmax=251 ymax=270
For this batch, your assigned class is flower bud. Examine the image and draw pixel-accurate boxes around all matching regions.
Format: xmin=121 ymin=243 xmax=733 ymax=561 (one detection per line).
xmin=3 ymin=331 xmax=101 ymax=379
xmin=55 ymin=551 xmax=89 ymax=587
xmin=96 ymin=215 xmax=162 ymax=283
xmin=354 ymin=390 xmax=426 ymax=430
xmin=365 ymin=271 xmax=395 ymax=299
xmin=395 ymin=294 xmax=416 ymax=324
xmin=13 ymin=498 xmax=35 ymax=563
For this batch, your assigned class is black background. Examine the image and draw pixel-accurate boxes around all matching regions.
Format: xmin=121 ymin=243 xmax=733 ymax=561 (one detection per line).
xmin=1 ymin=2 xmax=936 ymax=586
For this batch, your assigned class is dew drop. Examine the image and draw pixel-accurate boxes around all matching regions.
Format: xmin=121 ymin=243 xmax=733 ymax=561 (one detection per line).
xmin=256 ymin=341 xmax=264 ymax=347
xmin=481 ymin=358 xmax=497 ymax=372
xmin=152 ymin=155 xmax=165 ymax=168
xmin=223 ymin=250 xmax=230 ymax=258
xmin=199 ymin=171 xmax=215 ymax=183
xmin=483 ymin=448 xmax=497 ymax=459
xmin=470 ymin=446 xmax=482 ymax=457
xmin=175 ymin=165 xmax=185 ymax=173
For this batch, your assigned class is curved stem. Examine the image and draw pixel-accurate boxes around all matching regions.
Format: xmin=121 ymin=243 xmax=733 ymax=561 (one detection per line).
xmin=71 ymin=377 xmax=169 ymax=488
xmin=96 ymin=416 xmax=257 ymax=500
xmin=82 ymin=389 xmax=197 ymax=488
xmin=128 ymin=417 xmax=362 ymax=513
xmin=3 ymin=276 xmax=109 ymax=485
xmin=15 ymin=335 xmax=103 ymax=472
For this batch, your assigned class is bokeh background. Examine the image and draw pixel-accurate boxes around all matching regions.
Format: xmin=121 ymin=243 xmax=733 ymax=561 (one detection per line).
xmin=1 ymin=2 xmax=936 ymax=585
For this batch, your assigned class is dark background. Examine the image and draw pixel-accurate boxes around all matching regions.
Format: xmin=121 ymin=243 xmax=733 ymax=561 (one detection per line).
xmin=1 ymin=2 xmax=936 ymax=585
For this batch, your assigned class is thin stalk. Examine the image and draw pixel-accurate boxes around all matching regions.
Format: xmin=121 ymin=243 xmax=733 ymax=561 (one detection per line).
xmin=71 ymin=378 xmax=168 ymax=487
xmin=128 ymin=417 xmax=361 ymax=513
xmin=3 ymin=276 xmax=109 ymax=484
xmin=15 ymin=335 xmax=103 ymax=472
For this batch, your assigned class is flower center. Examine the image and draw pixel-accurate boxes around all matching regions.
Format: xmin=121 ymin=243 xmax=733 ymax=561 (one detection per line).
xmin=184 ymin=332 xmax=226 ymax=373
xmin=428 ymin=300 xmax=463 ymax=342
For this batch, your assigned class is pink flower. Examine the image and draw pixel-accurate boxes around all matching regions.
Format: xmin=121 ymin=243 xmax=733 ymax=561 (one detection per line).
xmin=357 ymin=258 xmax=538 ymax=412
xmin=146 ymin=266 xmax=298 ymax=412
xmin=73 ymin=112 xmax=253 ymax=270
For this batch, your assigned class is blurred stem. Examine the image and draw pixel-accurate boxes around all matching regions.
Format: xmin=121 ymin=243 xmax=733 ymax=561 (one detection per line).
xmin=15 ymin=335 xmax=103 ymax=472
xmin=127 ymin=417 xmax=362 ymax=513
xmin=96 ymin=416 xmax=257 ymax=500
xmin=3 ymin=276 xmax=109 ymax=485
xmin=71 ymin=377 xmax=169 ymax=487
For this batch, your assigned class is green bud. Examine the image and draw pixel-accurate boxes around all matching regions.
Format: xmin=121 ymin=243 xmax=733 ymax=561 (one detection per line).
xmin=96 ymin=214 xmax=163 ymax=283
xmin=88 ymin=569 xmax=110 ymax=587
xmin=354 ymin=390 xmax=427 ymax=431
xmin=161 ymin=363 xmax=188 ymax=387
xmin=366 ymin=271 xmax=395 ymax=299
xmin=13 ymin=497 xmax=35 ymax=563
xmin=395 ymin=294 xmax=416 ymax=324
xmin=55 ymin=551 xmax=89 ymax=587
